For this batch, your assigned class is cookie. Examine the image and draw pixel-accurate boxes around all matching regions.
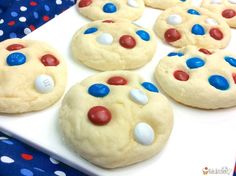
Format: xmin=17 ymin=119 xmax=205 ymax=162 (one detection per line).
xmin=154 ymin=6 xmax=231 ymax=49
xmin=59 ymin=71 xmax=173 ymax=168
xmin=155 ymin=45 xmax=236 ymax=109
xmin=201 ymin=0 xmax=236 ymax=28
xmin=144 ymin=0 xmax=192 ymax=10
xmin=71 ymin=19 xmax=157 ymax=71
xmin=0 ymin=39 xmax=67 ymax=113
xmin=77 ymin=0 xmax=144 ymax=21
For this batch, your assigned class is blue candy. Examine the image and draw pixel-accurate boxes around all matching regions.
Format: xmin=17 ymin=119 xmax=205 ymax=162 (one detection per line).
xmin=84 ymin=27 xmax=98 ymax=34
xmin=141 ymin=82 xmax=159 ymax=93
xmin=6 ymin=52 xmax=26 ymax=66
xmin=167 ymin=52 xmax=184 ymax=57
xmin=224 ymin=56 xmax=236 ymax=67
xmin=186 ymin=57 xmax=205 ymax=69
xmin=191 ymin=24 xmax=205 ymax=35
xmin=180 ymin=0 xmax=186 ymax=1
xmin=136 ymin=30 xmax=150 ymax=41
xmin=88 ymin=84 xmax=110 ymax=97
xmin=208 ymin=75 xmax=229 ymax=90
xmin=187 ymin=9 xmax=201 ymax=15
xmin=103 ymin=3 xmax=117 ymax=13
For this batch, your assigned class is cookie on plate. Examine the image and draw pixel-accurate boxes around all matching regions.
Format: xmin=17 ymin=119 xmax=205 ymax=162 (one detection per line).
xmin=77 ymin=0 xmax=144 ymax=21
xmin=71 ymin=19 xmax=157 ymax=71
xmin=144 ymin=0 xmax=192 ymax=10
xmin=0 ymin=39 xmax=67 ymax=113
xmin=201 ymin=0 xmax=236 ymax=28
xmin=59 ymin=71 xmax=173 ymax=168
xmin=155 ymin=45 xmax=236 ymax=109
xmin=154 ymin=6 xmax=231 ymax=49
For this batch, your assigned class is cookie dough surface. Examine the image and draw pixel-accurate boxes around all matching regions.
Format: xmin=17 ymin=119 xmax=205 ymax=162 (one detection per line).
xmin=154 ymin=6 xmax=231 ymax=49
xmin=201 ymin=0 xmax=236 ymax=28
xmin=59 ymin=71 xmax=173 ymax=168
xmin=77 ymin=0 xmax=144 ymax=21
xmin=0 ymin=39 xmax=67 ymax=113
xmin=71 ymin=19 xmax=157 ymax=71
xmin=144 ymin=0 xmax=192 ymax=9
xmin=155 ymin=45 xmax=236 ymax=109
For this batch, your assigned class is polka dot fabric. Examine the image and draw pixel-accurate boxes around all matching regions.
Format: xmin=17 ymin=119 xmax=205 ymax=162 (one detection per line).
xmin=0 ymin=0 xmax=76 ymax=42
xmin=0 ymin=132 xmax=88 ymax=176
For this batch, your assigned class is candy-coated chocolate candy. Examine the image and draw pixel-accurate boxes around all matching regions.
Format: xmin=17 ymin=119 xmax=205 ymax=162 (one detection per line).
xmin=173 ymin=70 xmax=189 ymax=81
xmin=134 ymin=122 xmax=154 ymax=145
xmin=6 ymin=52 xmax=26 ymax=66
xmin=232 ymin=73 xmax=236 ymax=84
xmin=222 ymin=9 xmax=236 ymax=18
xmin=191 ymin=24 xmax=205 ymax=35
xmin=96 ymin=33 xmax=113 ymax=45
xmin=208 ymin=75 xmax=229 ymax=90
xmin=6 ymin=44 xmax=25 ymax=51
xmin=84 ymin=27 xmax=98 ymax=34
xmin=130 ymin=89 xmax=148 ymax=105
xmin=136 ymin=30 xmax=150 ymax=41
xmin=34 ymin=74 xmax=54 ymax=93
xmin=187 ymin=9 xmax=200 ymax=15
xmin=102 ymin=20 xmax=114 ymax=23
xmin=88 ymin=106 xmax=112 ymax=125
xmin=167 ymin=52 xmax=184 ymax=57
xmin=88 ymin=84 xmax=110 ymax=97
xmin=209 ymin=28 xmax=223 ymax=40
xmin=141 ymin=82 xmax=159 ymax=92
xmin=78 ymin=0 xmax=92 ymax=8
xmin=167 ymin=14 xmax=182 ymax=25
xmin=41 ymin=54 xmax=59 ymax=66
xmin=164 ymin=28 xmax=181 ymax=42
xmin=103 ymin=3 xmax=117 ymax=13
xmin=107 ymin=76 xmax=127 ymax=85
xmin=210 ymin=0 xmax=221 ymax=4
xmin=119 ymin=35 xmax=136 ymax=49
xmin=127 ymin=0 xmax=139 ymax=8
xmin=205 ymin=18 xmax=218 ymax=26
xmin=186 ymin=57 xmax=205 ymax=69
xmin=224 ymin=56 xmax=236 ymax=67
xmin=199 ymin=48 xmax=212 ymax=55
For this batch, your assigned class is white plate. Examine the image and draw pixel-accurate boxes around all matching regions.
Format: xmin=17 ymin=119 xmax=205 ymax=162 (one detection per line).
xmin=0 ymin=2 xmax=236 ymax=176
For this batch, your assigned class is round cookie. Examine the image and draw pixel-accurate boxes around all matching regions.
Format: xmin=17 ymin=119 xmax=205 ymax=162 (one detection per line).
xmin=59 ymin=71 xmax=173 ymax=168
xmin=144 ymin=0 xmax=192 ymax=10
xmin=201 ymin=0 xmax=236 ymax=28
xmin=154 ymin=6 xmax=231 ymax=49
xmin=0 ymin=39 xmax=67 ymax=113
xmin=155 ymin=45 xmax=236 ymax=109
xmin=71 ymin=19 xmax=157 ymax=71
xmin=77 ymin=0 xmax=144 ymax=21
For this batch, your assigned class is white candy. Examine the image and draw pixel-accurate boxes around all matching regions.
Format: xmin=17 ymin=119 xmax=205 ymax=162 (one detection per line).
xmin=205 ymin=18 xmax=218 ymax=26
xmin=35 ymin=75 xmax=54 ymax=93
xmin=167 ymin=14 xmax=182 ymax=25
xmin=130 ymin=89 xmax=148 ymax=105
xmin=228 ymin=0 xmax=236 ymax=3
xmin=127 ymin=0 xmax=139 ymax=8
xmin=96 ymin=33 xmax=113 ymax=45
xmin=210 ymin=0 xmax=221 ymax=4
xmin=134 ymin=122 xmax=155 ymax=145
xmin=1 ymin=156 xmax=14 ymax=163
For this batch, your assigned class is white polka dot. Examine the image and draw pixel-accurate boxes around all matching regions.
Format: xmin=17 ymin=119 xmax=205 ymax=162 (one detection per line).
xmin=0 ymin=19 xmax=4 ymax=24
xmin=210 ymin=0 xmax=221 ymax=4
xmin=127 ymin=0 xmax=139 ymax=8
xmin=205 ymin=18 xmax=218 ymax=26
xmin=24 ymin=28 xmax=31 ymax=35
xmin=49 ymin=157 xmax=59 ymax=164
xmin=56 ymin=0 xmax=62 ymax=5
xmin=228 ymin=0 xmax=236 ymax=3
xmin=0 ymin=30 xmax=3 ymax=36
xmin=20 ymin=6 xmax=27 ymax=11
xmin=0 ymin=156 xmax=14 ymax=163
xmin=19 ymin=17 xmax=27 ymax=22
xmin=96 ymin=33 xmax=113 ymax=45
xmin=54 ymin=171 xmax=66 ymax=176
xmin=0 ymin=137 xmax=8 ymax=140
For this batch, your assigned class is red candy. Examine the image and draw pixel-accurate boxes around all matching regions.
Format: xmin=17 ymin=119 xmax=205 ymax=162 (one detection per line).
xmin=222 ymin=9 xmax=236 ymax=19
xmin=199 ymin=48 xmax=212 ymax=55
xmin=173 ymin=70 xmax=189 ymax=81
xmin=107 ymin=76 xmax=128 ymax=85
xmin=232 ymin=73 xmax=236 ymax=84
xmin=8 ymin=21 xmax=15 ymax=26
xmin=21 ymin=153 xmax=33 ymax=160
xmin=6 ymin=44 xmax=25 ymax=51
xmin=209 ymin=28 xmax=223 ymax=40
xmin=78 ymin=0 xmax=92 ymax=8
xmin=119 ymin=35 xmax=136 ymax=49
xmin=40 ymin=54 xmax=59 ymax=66
xmin=102 ymin=20 xmax=114 ymax=23
xmin=164 ymin=28 xmax=181 ymax=43
xmin=88 ymin=106 xmax=112 ymax=125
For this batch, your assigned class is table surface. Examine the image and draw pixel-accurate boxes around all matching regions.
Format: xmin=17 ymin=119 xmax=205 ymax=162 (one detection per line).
xmin=0 ymin=2 xmax=236 ymax=176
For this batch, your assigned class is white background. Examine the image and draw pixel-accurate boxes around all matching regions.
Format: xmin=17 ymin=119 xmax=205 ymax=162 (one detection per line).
xmin=0 ymin=2 xmax=236 ymax=176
